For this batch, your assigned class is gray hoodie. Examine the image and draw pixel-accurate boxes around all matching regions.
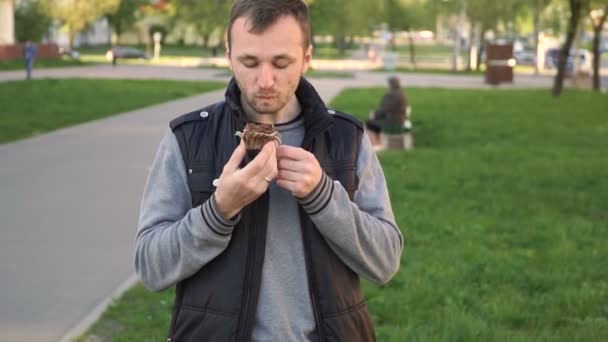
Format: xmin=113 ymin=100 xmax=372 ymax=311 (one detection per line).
xmin=135 ymin=115 xmax=403 ymax=341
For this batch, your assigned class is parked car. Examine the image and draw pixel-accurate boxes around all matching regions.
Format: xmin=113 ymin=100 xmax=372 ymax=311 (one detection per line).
xmin=105 ymin=47 xmax=150 ymax=64
xmin=545 ymin=48 xmax=591 ymax=75
xmin=514 ymin=50 xmax=536 ymax=65
xmin=59 ymin=47 xmax=81 ymax=60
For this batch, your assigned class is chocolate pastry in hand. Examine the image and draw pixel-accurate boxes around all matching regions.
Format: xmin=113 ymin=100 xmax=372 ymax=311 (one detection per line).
xmin=239 ymin=122 xmax=282 ymax=159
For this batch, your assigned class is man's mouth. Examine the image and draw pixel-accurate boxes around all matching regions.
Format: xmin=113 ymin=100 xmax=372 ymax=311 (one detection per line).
xmin=256 ymin=95 xmax=275 ymax=100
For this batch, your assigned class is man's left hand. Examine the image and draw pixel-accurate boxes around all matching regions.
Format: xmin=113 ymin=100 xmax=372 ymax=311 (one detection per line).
xmin=277 ymin=145 xmax=323 ymax=198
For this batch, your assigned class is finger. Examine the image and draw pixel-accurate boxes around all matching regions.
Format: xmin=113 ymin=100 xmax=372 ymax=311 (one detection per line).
xmin=277 ymin=145 xmax=305 ymax=160
xmin=223 ymin=140 xmax=246 ymax=173
xmin=278 ymin=158 xmax=301 ymax=172
xmin=241 ymin=142 xmax=276 ymax=176
xmin=276 ymin=179 xmax=297 ymax=194
xmin=258 ymin=148 xmax=279 ymax=180
xmin=265 ymin=156 xmax=279 ymax=181
xmin=278 ymin=169 xmax=301 ymax=182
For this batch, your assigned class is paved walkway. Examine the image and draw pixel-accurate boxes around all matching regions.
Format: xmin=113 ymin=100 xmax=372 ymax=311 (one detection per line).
xmin=0 ymin=64 xmax=560 ymax=89
xmin=0 ymin=64 xmax=591 ymax=341
xmin=0 ymin=90 xmax=227 ymax=342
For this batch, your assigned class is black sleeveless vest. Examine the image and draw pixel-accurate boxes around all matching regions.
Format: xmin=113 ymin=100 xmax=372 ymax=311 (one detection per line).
xmin=167 ymin=78 xmax=376 ymax=342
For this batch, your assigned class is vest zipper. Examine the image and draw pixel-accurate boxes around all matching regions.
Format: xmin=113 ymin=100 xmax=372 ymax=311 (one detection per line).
xmin=236 ymin=219 xmax=256 ymax=341
xmin=305 ymin=251 xmax=326 ymax=341
xmin=299 ymin=205 xmax=327 ymax=342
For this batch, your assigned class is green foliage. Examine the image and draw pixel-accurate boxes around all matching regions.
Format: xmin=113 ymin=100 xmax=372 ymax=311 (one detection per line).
xmin=107 ymin=0 xmax=146 ymax=38
xmin=40 ymin=0 xmax=121 ymax=47
xmin=383 ymin=0 xmax=436 ymax=31
xmin=310 ymin=0 xmax=382 ymax=50
xmin=171 ymin=0 xmax=231 ymax=47
xmin=0 ymin=79 xmax=225 ymax=144
xmin=545 ymin=0 xmax=571 ymax=34
xmin=14 ymin=0 xmax=53 ymax=42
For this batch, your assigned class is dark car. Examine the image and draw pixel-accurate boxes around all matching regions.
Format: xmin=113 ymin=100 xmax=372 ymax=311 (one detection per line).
xmin=105 ymin=47 xmax=150 ymax=64
xmin=545 ymin=48 xmax=591 ymax=76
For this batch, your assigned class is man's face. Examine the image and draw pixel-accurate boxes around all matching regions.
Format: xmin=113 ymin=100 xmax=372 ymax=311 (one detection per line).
xmin=227 ymin=15 xmax=312 ymax=118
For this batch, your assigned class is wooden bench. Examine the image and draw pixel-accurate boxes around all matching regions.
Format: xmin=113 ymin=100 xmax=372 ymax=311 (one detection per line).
xmin=380 ymin=131 xmax=414 ymax=151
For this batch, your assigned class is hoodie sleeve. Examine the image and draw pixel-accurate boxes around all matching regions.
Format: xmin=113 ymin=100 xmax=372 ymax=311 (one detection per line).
xmin=134 ymin=128 xmax=241 ymax=291
xmin=298 ymin=131 xmax=404 ymax=285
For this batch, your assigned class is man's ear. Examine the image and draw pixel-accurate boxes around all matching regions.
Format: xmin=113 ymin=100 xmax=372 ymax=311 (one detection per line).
xmin=302 ymin=44 xmax=313 ymax=74
xmin=226 ymin=43 xmax=232 ymax=70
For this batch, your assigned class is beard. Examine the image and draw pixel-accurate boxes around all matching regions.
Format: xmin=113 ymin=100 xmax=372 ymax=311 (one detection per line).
xmin=245 ymin=91 xmax=290 ymax=116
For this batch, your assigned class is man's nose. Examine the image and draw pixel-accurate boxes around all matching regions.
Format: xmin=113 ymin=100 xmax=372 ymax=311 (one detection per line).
xmin=257 ymin=65 xmax=275 ymax=89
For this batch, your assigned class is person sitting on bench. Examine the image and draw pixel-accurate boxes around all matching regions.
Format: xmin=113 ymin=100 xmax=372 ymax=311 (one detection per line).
xmin=366 ymin=76 xmax=409 ymax=146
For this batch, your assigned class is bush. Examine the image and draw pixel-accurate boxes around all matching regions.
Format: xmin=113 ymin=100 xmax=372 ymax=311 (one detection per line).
xmin=15 ymin=0 xmax=52 ymax=42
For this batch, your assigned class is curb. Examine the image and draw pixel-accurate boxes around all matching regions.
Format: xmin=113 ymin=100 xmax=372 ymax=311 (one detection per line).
xmin=58 ymin=274 xmax=140 ymax=342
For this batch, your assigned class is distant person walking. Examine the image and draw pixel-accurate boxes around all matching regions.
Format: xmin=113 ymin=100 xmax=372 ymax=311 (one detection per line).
xmin=366 ymin=76 xmax=409 ymax=146
xmin=24 ymin=40 xmax=38 ymax=80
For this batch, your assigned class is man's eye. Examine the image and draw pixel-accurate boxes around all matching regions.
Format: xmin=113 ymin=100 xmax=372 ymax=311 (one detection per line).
xmin=242 ymin=61 xmax=258 ymax=68
xmin=274 ymin=61 xmax=289 ymax=69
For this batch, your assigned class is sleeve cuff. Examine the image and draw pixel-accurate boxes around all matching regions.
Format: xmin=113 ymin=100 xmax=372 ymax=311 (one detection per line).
xmin=200 ymin=194 xmax=241 ymax=236
xmin=298 ymin=172 xmax=335 ymax=216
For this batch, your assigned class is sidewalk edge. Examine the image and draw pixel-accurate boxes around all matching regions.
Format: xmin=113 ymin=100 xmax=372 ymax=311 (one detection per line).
xmin=58 ymin=274 xmax=139 ymax=342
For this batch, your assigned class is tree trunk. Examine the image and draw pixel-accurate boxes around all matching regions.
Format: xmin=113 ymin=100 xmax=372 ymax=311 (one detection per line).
xmin=533 ymin=0 xmax=542 ymax=75
xmin=452 ymin=27 xmax=461 ymax=72
xmin=466 ymin=24 xmax=474 ymax=72
xmin=476 ymin=28 xmax=486 ymax=72
xmin=69 ymin=29 xmax=76 ymax=50
xmin=591 ymin=8 xmax=607 ymax=91
xmin=335 ymin=33 xmax=346 ymax=55
xmin=347 ymin=36 xmax=356 ymax=49
xmin=552 ymin=0 xmax=583 ymax=97
xmin=408 ymin=30 xmax=417 ymax=70
xmin=202 ymin=33 xmax=211 ymax=49
xmin=452 ymin=0 xmax=466 ymax=72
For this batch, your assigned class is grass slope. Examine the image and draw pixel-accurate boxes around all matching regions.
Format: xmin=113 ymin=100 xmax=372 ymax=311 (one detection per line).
xmin=0 ymin=79 xmax=225 ymax=144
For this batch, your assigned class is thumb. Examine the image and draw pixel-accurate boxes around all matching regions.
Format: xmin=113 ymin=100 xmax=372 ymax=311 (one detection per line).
xmin=223 ymin=140 xmax=246 ymax=173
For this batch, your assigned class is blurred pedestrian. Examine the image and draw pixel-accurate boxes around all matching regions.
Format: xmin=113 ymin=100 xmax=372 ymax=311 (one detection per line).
xmin=366 ymin=76 xmax=409 ymax=145
xmin=24 ymin=40 xmax=37 ymax=80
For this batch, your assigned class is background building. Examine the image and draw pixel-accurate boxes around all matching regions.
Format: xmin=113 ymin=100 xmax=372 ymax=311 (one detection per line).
xmin=0 ymin=0 xmax=15 ymax=44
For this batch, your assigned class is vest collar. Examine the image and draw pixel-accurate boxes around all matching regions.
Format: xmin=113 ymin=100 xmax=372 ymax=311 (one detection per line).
xmin=224 ymin=77 xmax=333 ymax=146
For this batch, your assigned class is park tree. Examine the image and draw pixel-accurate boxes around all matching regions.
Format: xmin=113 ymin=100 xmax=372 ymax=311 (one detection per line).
xmin=466 ymin=0 xmax=524 ymax=69
xmin=40 ymin=0 xmax=121 ymax=49
xmin=531 ymin=0 xmax=554 ymax=74
xmin=383 ymin=0 xmax=436 ymax=69
xmin=171 ymin=0 xmax=231 ymax=49
xmin=552 ymin=0 xmax=588 ymax=97
xmin=107 ymin=0 xmax=147 ymax=44
xmin=588 ymin=0 xmax=608 ymax=90
xmin=309 ymin=0 xmax=382 ymax=54
xmin=14 ymin=0 xmax=53 ymax=42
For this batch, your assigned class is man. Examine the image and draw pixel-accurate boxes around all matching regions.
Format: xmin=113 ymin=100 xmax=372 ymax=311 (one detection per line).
xmin=135 ymin=0 xmax=403 ymax=341
xmin=24 ymin=40 xmax=37 ymax=80
xmin=365 ymin=76 xmax=409 ymax=146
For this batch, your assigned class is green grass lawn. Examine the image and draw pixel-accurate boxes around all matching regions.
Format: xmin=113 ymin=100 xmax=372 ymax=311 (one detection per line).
xmin=78 ymin=88 xmax=608 ymax=341
xmin=0 ymin=57 xmax=95 ymax=71
xmin=0 ymin=79 xmax=225 ymax=144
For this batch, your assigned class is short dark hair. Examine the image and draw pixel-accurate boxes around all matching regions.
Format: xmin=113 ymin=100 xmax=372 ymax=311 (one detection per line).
xmin=227 ymin=0 xmax=311 ymax=50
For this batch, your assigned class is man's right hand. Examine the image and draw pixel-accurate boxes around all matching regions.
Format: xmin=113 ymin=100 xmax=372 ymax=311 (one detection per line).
xmin=213 ymin=140 xmax=278 ymax=219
